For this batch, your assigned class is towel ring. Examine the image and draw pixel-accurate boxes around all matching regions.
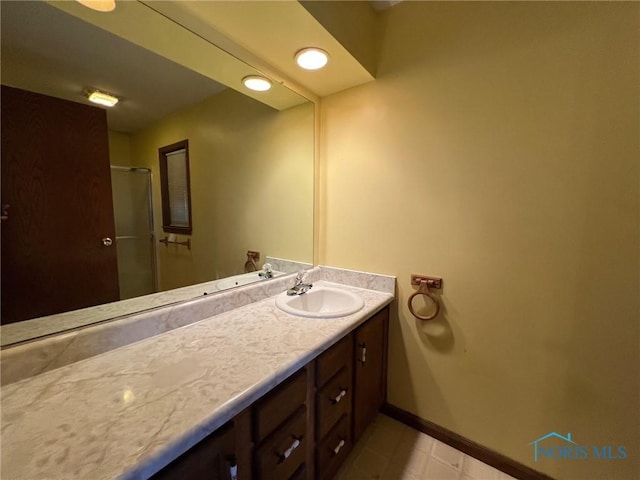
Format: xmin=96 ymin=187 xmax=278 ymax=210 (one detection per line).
xmin=408 ymin=279 xmax=440 ymax=321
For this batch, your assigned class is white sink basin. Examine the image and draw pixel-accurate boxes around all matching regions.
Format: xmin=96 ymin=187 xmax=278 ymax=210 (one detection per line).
xmin=275 ymin=286 xmax=365 ymax=318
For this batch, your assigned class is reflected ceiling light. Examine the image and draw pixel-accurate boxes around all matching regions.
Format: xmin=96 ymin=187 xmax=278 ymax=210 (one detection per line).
xmin=75 ymin=0 xmax=116 ymax=12
xmin=295 ymin=48 xmax=329 ymax=70
xmin=242 ymin=75 xmax=272 ymax=92
xmin=87 ymin=90 xmax=119 ymax=107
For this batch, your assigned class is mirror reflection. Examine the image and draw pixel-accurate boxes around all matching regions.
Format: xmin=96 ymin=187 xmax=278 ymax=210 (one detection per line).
xmin=0 ymin=1 xmax=314 ymax=346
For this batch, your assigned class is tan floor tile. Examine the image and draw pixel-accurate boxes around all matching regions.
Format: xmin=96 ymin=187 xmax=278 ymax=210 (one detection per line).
xmin=353 ymin=446 xmax=391 ymax=478
xmin=381 ymin=462 xmax=423 ymax=480
xmin=338 ymin=455 xmax=379 ymax=480
xmin=375 ymin=414 xmax=409 ymax=431
xmin=342 ymin=465 xmax=377 ymax=480
xmin=390 ymin=441 xmax=429 ymax=476
xmin=461 ymin=456 xmax=500 ymax=480
xmin=339 ymin=415 xmax=514 ymax=480
xmin=335 ymin=452 xmax=356 ymax=479
xmin=423 ymin=456 xmax=463 ymax=480
xmin=350 ymin=439 xmax=367 ymax=460
xmin=431 ymin=440 xmax=464 ymax=470
xmin=366 ymin=422 xmax=406 ymax=457
xmin=401 ymin=428 xmax=435 ymax=453
xmin=359 ymin=421 xmax=377 ymax=444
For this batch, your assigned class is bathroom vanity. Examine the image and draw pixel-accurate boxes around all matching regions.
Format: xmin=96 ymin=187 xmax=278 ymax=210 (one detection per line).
xmin=152 ymin=307 xmax=388 ymax=480
xmin=0 ymin=267 xmax=394 ymax=480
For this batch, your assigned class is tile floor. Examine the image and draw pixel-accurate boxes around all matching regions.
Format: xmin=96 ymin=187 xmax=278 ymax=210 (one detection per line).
xmin=336 ymin=414 xmax=518 ymax=480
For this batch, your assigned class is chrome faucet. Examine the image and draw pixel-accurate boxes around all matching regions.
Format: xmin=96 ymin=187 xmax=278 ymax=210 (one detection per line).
xmin=258 ymin=263 xmax=273 ymax=279
xmin=287 ymin=271 xmax=313 ymax=296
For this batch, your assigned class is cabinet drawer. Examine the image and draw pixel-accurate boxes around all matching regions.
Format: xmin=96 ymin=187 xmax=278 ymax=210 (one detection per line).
xmin=316 ymin=334 xmax=352 ymax=388
xmin=151 ymin=422 xmax=235 ymax=480
xmin=316 ymin=366 xmax=352 ymax=441
xmin=255 ymin=406 xmax=307 ymax=480
xmin=290 ymin=463 xmax=306 ymax=480
xmin=316 ymin=414 xmax=351 ymax=480
xmin=254 ymin=370 xmax=307 ymax=444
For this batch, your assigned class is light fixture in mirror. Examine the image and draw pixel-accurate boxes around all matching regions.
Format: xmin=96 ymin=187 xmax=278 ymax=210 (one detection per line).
xmin=242 ymin=75 xmax=272 ymax=92
xmin=295 ymin=47 xmax=329 ymax=70
xmin=0 ymin=0 xmax=314 ymax=346
xmin=75 ymin=0 xmax=115 ymax=13
xmin=87 ymin=89 xmax=119 ymax=107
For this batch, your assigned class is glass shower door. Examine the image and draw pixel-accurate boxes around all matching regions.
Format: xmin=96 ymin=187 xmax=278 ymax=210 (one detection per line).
xmin=110 ymin=166 xmax=157 ymax=300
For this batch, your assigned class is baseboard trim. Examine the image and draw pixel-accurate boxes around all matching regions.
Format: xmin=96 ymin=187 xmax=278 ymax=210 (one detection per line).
xmin=381 ymin=403 xmax=555 ymax=480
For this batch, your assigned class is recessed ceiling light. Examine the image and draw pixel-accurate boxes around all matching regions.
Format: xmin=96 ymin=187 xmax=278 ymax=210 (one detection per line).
xmin=242 ymin=75 xmax=272 ymax=92
xmin=87 ymin=90 xmax=119 ymax=107
xmin=75 ymin=0 xmax=116 ymax=12
xmin=295 ymin=48 xmax=329 ymax=70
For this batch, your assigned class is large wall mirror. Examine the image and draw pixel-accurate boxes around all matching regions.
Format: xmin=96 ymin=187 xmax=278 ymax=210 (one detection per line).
xmin=0 ymin=1 xmax=314 ymax=346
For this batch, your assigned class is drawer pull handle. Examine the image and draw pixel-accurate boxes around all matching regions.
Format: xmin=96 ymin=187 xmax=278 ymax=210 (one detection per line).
xmin=278 ymin=436 xmax=301 ymax=462
xmin=333 ymin=439 xmax=346 ymax=456
xmin=227 ymin=455 xmax=238 ymax=480
xmin=331 ymin=389 xmax=348 ymax=404
xmin=359 ymin=342 xmax=367 ymax=365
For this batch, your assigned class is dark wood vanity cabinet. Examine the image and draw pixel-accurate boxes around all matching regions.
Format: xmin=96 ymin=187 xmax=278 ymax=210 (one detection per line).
xmin=353 ymin=308 xmax=388 ymax=443
xmin=152 ymin=306 xmax=389 ymax=480
xmin=314 ymin=334 xmax=354 ymax=480
xmin=151 ymin=421 xmax=237 ymax=480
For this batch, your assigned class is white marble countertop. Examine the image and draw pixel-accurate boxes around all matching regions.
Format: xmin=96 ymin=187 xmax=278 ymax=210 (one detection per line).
xmin=1 ymin=280 xmax=393 ymax=480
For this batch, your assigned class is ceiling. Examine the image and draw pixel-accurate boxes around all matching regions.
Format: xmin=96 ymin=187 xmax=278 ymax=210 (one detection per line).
xmin=0 ymin=1 xmax=227 ymax=133
xmin=144 ymin=1 xmax=376 ymax=98
xmin=145 ymin=1 xmax=403 ymax=98
xmin=1 ymin=0 xmax=405 ymax=131
xmin=370 ymin=0 xmax=404 ymax=12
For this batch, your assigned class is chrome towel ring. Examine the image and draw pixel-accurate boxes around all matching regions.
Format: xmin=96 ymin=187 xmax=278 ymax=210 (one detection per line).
xmin=408 ymin=275 xmax=442 ymax=321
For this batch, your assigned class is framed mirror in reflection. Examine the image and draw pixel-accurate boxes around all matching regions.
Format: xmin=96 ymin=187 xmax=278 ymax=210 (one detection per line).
xmin=159 ymin=140 xmax=193 ymax=235
xmin=0 ymin=1 xmax=314 ymax=346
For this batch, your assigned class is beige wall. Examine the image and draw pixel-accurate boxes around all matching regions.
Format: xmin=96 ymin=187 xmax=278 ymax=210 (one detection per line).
xmin=107 ymin=130 xmax=133 ymax=167
xmin=319 ymin=2 xmax=639 ymax=479
xmin=130 ymin=89 xmax=314 ymax=291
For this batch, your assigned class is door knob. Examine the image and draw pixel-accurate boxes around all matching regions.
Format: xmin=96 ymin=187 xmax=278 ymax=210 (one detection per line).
xmin=102 ymin=237 xmax=113 ymax=247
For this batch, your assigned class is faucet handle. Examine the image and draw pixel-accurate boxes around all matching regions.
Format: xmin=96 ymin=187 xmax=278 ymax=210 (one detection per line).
xmin=262 ymin=263 xmax=272 ymax=273
xmin=286 ymin=271 xmax=312 ymax=295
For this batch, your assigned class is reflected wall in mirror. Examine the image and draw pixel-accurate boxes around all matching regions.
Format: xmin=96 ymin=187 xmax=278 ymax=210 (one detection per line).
xmin=136 ymin=81 xmax=314 ymax=293
xmin=0 ymin=1 xmax=314 ymax=346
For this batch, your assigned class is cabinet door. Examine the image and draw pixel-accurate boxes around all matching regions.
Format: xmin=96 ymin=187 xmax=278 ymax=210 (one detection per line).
xmin=353 ymin=308 xmax=389 ymax=442
xmin=151 ymin=422 xmax=235 ymax=480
